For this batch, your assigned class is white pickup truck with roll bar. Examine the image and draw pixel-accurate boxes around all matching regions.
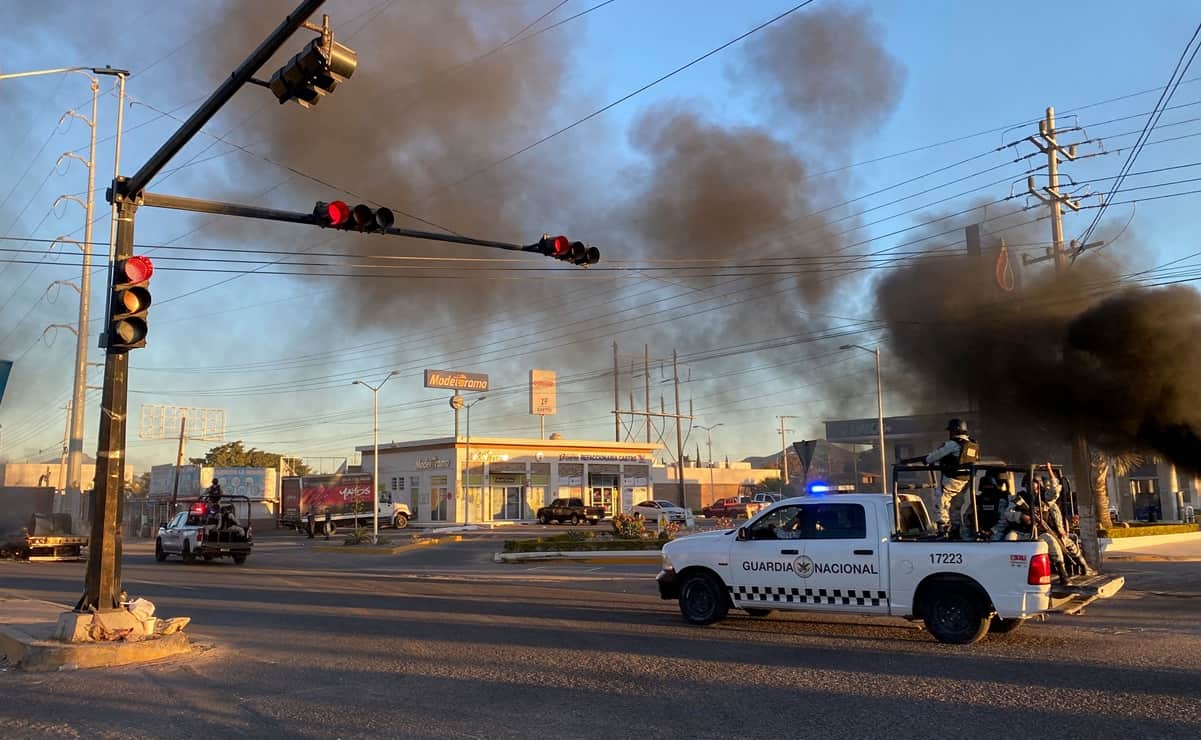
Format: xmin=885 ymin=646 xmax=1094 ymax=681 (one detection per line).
xmin=656 ymin=461 xmax=1124 ymax=644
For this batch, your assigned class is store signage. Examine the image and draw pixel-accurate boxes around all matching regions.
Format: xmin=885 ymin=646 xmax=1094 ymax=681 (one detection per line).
xmin=529 ymin=369 xmax=557 ymax=416
xmin=416 ymin=457 xmax=451 ymax=469
xmin=558 ymin=454 xmax=645 ymax=462
xmin=424 ymin=369 xmax=488 ymax=391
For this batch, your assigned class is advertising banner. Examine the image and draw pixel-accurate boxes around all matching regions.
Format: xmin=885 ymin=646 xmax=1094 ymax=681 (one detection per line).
xmin=280 ymin=473 xmax=374 ymax=518
xmin=529 ymin=369 xmax=557 ymax=416
xmin=149 ymin=464 xmax=202 ymax=498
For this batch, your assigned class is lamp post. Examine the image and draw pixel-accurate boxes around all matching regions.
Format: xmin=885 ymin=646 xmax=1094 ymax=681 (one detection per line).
xmin=840 ymin=344 xmax=887 ymax=493
xmin=352 ymin=370 xmax=398 ymax=543
xmin=0 ymin=65 xmax=128 ymax=519
xmin=463 ymin=396 xmax=487 ymax=524
xmin=696 ymin=423 xmax=723 ymax=507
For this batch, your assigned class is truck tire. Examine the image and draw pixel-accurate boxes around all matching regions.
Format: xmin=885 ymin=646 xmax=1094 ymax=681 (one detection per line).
xmin=678 ymin=571 xmax=729 ymax=625
xmin=181 ymin=541 xmax=196 ymax=564
xmin=923 ymin=586 xmax=990 ymax=644
xmin=989 ymin=616 xmax=1025 ymax=635
xmin=232 ymin=553 xmax=248 ymax=565
xmin=539 ymin=513 xmax=551 ymax=525
xmin=394 ymin=513 xmax=409 ymax=529
xmin=570 ymin=514 xmax=581 ymax=526
xmin=154 ymin=539 xmax=167 ymax=562
xmin=744 ymin=608 xmax=773 ymax=617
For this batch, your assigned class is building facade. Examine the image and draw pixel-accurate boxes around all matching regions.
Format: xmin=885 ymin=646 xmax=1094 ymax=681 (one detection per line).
xmin=359 ymin=437 xmax=660 ymax=525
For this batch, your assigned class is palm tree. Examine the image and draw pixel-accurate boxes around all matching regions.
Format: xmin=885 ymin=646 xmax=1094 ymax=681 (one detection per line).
xmin=1090 ymin=450 xmax=1144 ymax=531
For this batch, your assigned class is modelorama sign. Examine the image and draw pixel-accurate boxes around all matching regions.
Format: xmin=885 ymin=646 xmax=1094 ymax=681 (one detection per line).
xmin=424 ymin=369 xmax=489 ymax=391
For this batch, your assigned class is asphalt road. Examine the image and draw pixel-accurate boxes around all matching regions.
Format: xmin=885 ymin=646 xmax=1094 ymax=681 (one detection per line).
xmin=1 ymin=533 xmax=1199 ymax=739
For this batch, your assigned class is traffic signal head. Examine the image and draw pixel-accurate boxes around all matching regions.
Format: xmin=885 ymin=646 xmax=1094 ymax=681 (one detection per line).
xmin=529 ymin=235 xmax=600 ymax=266
xmin=312 ymin=201 xmax=393 ymax=232
xmin=269 ymin=37 xmax=358 ymax=108
xmin=109 ymin=255 xmax=153 ymax=352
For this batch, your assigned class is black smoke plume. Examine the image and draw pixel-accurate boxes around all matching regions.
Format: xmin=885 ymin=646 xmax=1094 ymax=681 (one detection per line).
xmin=875 ymin=223 xmax=1201 ymax=474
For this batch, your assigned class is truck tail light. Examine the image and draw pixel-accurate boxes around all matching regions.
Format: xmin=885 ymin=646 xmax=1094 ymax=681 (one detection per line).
xmin=1028 ymin=553 xmax=1051 ymax=585
xmin=195 ymin=529 xmax=204 ymax=542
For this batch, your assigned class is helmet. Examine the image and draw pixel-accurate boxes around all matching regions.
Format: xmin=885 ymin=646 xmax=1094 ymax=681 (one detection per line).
xmin=1040 ymin=476 xmax=1058 ymax=503
xmin=980 ymin=475 xmax=999 ymax=489
xmin=946 ymin=418 xmax=968 ymax=435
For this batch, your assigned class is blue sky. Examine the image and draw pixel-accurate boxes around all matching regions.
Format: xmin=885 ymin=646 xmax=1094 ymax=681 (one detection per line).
xmin=1 ymin=0 xmax=1198 ymax=474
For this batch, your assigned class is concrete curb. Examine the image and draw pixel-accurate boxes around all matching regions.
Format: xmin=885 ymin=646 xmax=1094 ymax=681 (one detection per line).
xmin=493 ymin=550 xmax=662 ymax=565
xmin=310 ymin=534 xmax=464 ymax=555
xmin=0 ymin=625 xmax=190 ymax=672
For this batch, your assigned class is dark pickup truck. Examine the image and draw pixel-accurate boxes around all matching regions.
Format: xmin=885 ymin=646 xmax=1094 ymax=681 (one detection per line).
xmin=537 ymin=498 xmax=605 ymax=525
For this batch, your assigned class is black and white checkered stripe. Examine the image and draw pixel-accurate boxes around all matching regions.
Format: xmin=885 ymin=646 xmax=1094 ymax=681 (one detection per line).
xmin=729 ymin=585 xmax=887 ymax=607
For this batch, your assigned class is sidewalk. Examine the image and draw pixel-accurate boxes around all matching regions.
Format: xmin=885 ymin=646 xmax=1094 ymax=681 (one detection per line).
xmin=1104 ymin=531 xmax=1201 ymax=562
xmin=0 ymin=594 xmax=190 ymax=671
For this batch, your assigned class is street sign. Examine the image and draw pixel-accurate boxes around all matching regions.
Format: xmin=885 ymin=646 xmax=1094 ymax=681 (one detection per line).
xmin=529 ymin=369 xmax=557 ymax=416
xmin=794 ymin=440 xmax=817 ymax=476
xmin=138 ymin=405 xmax=225 ymax=441
xmin=424 ymin=369 xmax=488 ymax=391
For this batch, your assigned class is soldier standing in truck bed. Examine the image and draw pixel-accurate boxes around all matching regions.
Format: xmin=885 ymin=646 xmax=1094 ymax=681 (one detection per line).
xmin=921 ymin=418 xmax=980 ymax=539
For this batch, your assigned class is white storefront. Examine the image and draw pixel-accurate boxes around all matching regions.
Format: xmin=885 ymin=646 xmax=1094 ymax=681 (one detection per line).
xmin=358 ymin=437 xmax=660 ymax=525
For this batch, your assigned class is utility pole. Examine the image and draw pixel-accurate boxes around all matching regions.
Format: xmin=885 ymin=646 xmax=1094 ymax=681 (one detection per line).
xmin=776 ymin=416 xmax=796 ymax=486
xmin=62 ymin=76 xmax=99 ymax=511
xmin=697 ymin=423 xmax=723 ymax=506
xmin=169 ymin=414 xmax=187 ymax=513
xmin=1027 ymin=106 xmax=1103 ymax=568
xmin=644 ymin=344 xmax=651 ymax=443
xmin=613 ymin=342 xmax=621 ymax=442
xmin=673 ymin=351 xmax=687 ymax=510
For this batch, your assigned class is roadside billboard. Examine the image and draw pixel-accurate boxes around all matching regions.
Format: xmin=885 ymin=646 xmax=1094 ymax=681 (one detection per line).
xmin=529 ymin=369 xmax=557 ymax=416
xmin=280 ymin=473 xmax=374 ymax=519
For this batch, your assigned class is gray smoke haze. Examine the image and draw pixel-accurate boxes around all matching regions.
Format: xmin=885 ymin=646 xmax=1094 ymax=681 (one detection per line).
xmin=735 ymin=3 xmax=905 ymax=146
xmin=183 ymin=1 xmax=905 ymax=350
xmin=874 ymin=215 xmax=1201 ymax=474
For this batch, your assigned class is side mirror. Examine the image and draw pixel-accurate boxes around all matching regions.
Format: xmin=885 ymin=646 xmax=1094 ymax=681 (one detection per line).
xmin=736 ymin=526 xmax=749 ymax=541
xmin=159 ymin=522 xmax=168 ymax=530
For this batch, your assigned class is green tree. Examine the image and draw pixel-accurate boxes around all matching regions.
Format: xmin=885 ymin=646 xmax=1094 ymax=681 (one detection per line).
xmin=127 ymin=472 xmax=151 ymax=498
xmin=190 ymin=440 xmax=311 ymax=475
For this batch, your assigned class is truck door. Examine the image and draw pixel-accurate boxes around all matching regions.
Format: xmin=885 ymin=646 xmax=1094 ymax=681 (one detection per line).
xmin=799 ymin=501 xmax=886 ymax=614
xmin=727 ymin=504 xmax=808 ymax=609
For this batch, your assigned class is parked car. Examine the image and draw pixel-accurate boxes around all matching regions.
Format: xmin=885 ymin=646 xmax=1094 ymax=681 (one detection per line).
xmin=701 ymin=496 xmax=765 ymax=519
xmin=629 ymin=500 xmax=695 ymax=527
xmin=537 ymin=498 xmax=605 ymax=525
xmin=752 ymin=493 xmax=783 ymax=505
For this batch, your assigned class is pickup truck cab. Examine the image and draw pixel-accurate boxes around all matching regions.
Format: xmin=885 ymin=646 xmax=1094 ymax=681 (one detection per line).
xmin=537 ymin=498 xmax=605 ymax=525
xmin=156 ymin=497 xmax=253 ymax=565
xmin=702 ymin=496 xmax=765 ymax=520
xmin=658 ymin=491 xmax=1124 ymax=644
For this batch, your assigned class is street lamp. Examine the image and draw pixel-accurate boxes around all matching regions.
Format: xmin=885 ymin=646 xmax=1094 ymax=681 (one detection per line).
xmin=352 ymin=370 xmax=398 ymax=543
xmin=840 ymin=344 xmax=887 ymax=493
xmin=696 ymin=423 xmax=723 ymax=507
xmin=463 ymin=396 xmax=487 ymax=524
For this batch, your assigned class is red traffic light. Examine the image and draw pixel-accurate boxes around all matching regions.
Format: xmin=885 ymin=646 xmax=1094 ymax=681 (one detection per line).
xmin=314 ymin=200 xmax=351 ymax=227
xmin=120 ymin=255 xmax=154 ymax=283
xmin=525 ymin=234 xmax=600 ymax=266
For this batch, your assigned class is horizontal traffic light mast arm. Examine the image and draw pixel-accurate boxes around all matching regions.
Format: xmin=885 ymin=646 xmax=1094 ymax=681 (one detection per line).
xmin=122 ymin=0 xmax=327 ymax=198
xmin=140 ymin=190 xmax=537 ymax=253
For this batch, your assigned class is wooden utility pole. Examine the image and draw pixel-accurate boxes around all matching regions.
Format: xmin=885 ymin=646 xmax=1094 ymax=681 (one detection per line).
xmin=1027 ymin=106 xmax=1103 ymax=567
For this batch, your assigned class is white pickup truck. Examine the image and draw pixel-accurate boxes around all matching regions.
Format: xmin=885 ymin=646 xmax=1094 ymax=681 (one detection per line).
xmin=657 ymin=492 xmax=1124 ymax=644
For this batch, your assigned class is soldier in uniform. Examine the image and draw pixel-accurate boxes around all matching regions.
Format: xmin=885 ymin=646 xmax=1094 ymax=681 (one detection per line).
xmin=1037 ymin=465 xmax=1096 ymax=584
xmin=920 ymin=418 xmax=979 ymax=539
xmin=992 ymin=475 xmax=1035 ymax=542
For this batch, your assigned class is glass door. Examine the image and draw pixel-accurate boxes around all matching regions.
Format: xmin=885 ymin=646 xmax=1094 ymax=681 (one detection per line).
xmin=504 ymin=486 xmax=523 ymax=520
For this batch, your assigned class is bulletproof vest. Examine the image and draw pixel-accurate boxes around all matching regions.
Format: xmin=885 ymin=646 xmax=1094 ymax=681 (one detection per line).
xmin=976 ymin=486 xmax=1004 ymax=532
xmin=938 ymin=436 xmax=978 ymax=479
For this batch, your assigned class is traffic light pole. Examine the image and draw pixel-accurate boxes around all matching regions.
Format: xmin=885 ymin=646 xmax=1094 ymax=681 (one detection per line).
xmin=139 ymin=191 xmax=535 ymax=253
xmin=78 ymin=195 xmax=137 ymax=611
xmin=79 ymin=0 xmax=329 ymax=612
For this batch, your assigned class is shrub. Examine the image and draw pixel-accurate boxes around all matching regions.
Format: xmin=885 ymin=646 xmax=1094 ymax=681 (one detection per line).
xmin=611 ymin=512 xmax=647 ymax=539
xmin=1099 ymin=523 xmax=1200 ymax=539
